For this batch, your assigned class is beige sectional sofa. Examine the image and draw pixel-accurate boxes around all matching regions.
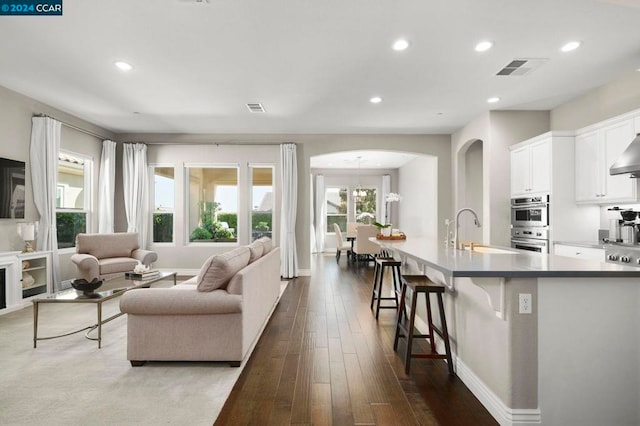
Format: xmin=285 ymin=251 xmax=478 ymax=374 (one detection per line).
xmin=119 ymin=238 xmax=281 ymax=366
xmin=71 ymin=233 xmax=158 ymax=280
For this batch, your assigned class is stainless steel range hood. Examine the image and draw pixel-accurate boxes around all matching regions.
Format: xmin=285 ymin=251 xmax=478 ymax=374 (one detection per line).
xmin=610 ymin=134 xmax=640 ymax=177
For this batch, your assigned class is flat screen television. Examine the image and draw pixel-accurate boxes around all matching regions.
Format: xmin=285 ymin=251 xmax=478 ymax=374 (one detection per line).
xmin=0 ymin=157 xmax=25 ymax=219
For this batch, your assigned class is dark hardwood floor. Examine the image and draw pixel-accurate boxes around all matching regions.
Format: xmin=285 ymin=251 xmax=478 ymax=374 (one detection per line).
xmin=215 ymin=254 xmax=498 ymax=425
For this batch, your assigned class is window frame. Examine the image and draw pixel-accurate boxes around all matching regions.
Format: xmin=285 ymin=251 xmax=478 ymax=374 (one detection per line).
xmin=149 ymin=163 xmax=176 ymax=246
xmin=56 ymin=150 xmax=93 ymax=253
xmin=353 ymin=186 xmax=378 ymax=224
xmin=325 ymin=185 xmax=348 ymax=234
xmin=184 ymin=163 xmax=240 ymax=246
xmin=249 ymin=163 xmax=275 ymax=243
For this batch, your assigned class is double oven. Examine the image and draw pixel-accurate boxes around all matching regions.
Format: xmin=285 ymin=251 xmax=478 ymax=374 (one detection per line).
xmin=510 ymin=194 xmax=549 ymax=253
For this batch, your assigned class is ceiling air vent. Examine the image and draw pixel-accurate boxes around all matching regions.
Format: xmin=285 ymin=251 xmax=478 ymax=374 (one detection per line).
xmin=246 ymin=103 xmax=265 ymax=113
xmin=496 ymin=58 xmax=548 ymax=76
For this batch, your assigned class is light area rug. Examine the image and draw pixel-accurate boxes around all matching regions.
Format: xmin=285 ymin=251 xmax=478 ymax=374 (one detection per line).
xmin=0 ymin=279 xmax=289 ymax=426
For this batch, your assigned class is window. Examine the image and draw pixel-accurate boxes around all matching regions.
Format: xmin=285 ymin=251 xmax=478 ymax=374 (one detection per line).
xmin=355 ymin=188 xmax=376 ymax=224
xmin=152 ymin=167 xmax=174 ymax=243
xmin=250 ymin=166 xmax=274 ymax=242
xmin=326 ymin=186 xmax=347 ymax=232
xmin=56 ymin=151 xmax=91 ymax=249
xmin=187 ymin=166 xmax=238 ymax=243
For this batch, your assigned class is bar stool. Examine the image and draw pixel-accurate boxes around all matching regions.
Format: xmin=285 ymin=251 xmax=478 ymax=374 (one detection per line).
xmin=370 ymin=256 xmax=402 ymax=320
xmin=394 ymin=275 xmax=454 ymax=375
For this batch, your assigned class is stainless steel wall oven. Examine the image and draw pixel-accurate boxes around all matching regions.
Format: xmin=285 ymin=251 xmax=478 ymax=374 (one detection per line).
xmin=510 ymin=194 xmax=549 ymax=228
xmin=510 ymin=194 xmax=550 ymax=253
xmin=511 ymin=227 xmax=549 ymax=253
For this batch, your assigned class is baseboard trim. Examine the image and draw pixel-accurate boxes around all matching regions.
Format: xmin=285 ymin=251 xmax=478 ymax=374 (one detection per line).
xmin=455 ymin=358 xmax=542 ymax=425
xmin=412 ymin=312 xmax=541 ymax=425
xmin=296 ymin=269 xmax=312 ymax=276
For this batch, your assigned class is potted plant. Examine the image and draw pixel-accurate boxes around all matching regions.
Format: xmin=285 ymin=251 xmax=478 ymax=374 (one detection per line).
xmin=373 ymin=221 xmax=392 ymax=237
xmin=356 ymin=212 xmax=375 ymax=224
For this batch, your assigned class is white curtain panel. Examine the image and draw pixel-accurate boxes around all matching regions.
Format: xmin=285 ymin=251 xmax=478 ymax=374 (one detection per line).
xmin=30 ymin=116 xmax=61 ymax=289
xmin=123 ymin=143 xmax=149 ymax=249
xmin=279 ymin=143 xmax=298 ymax=278
xmin=314 ymin=174 xmax=326 ymax=253
xmin=381 ymin=174 xmax=391 ymax=223
xmin=97 ymin=140 xmax=116 ymax=233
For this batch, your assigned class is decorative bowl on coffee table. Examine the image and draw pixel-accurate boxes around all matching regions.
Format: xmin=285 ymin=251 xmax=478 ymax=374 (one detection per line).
xmin=71 ymin=278 xmax=103 ymax=298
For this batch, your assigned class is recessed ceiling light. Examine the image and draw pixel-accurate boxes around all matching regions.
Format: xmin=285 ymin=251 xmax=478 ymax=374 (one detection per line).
xmin=392 ymin=39 xmax=410 ymax=51
xmin=370 ymin=96 xmax=382 ymax=104
xmin=475 ymin=41 xmax=493 ymax=52
xmin=487 ymin=97 xmax=501 ymax=104
xmin=560 ymin=41 xmax=581 ymax=52
xmin=114 ymin=61 xmax=133 ymax=71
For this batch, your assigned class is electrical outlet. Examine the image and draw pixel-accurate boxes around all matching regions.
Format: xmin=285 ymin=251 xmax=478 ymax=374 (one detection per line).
xmin=519 ymin=293 xmax=532 ymax=314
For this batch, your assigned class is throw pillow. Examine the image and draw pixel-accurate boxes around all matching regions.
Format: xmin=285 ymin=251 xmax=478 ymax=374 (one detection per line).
xmin=196 ymin=247 xmax=250 ymax=292
xmin=258 ymin=236 xmax=272 ymax=253
xmin=247 ymin=240 xmax=264 ymax=263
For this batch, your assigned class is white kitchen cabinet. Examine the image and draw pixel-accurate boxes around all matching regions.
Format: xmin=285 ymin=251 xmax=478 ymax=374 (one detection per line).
xmin=510 ymin=138 xmax=550 ymax=197
xmin=510 ymin=131 xmax=600 ymax=243
xmin=575 ymin=117 xmax=638 ymax=203
xmin=553 ymin=244 xmax=605 ymax=262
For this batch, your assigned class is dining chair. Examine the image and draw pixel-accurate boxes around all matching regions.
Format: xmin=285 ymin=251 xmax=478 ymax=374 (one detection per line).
xmin=352 ymin=224 xmax=381 ymax=263
xmin=333 ymin=223 xmax=352 ymax=263
xmin=346 ymin=222 xmax=358 ymax=238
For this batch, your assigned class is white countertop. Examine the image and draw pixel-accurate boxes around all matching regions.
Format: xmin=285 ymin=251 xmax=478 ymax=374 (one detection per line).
xmin=372 ymin=237 xmax=640 ymax=278
xmin=553 ymin=241 xmax=607 ymax=249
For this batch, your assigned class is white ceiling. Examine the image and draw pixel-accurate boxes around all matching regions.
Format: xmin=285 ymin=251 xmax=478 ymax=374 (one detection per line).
xmin=1 ymin=0 xmax=639 ymax=135
xmin=310 ymin=150 xmax=418 ymax=169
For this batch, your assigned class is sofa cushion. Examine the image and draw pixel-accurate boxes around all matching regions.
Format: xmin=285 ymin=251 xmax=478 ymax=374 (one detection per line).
xmin=99 ymin=257 xmax=140 ymax=275
xmin=76 ymin=232 xmax=140 ymax=259
xmin=196 ymin=247 xmax=250 ymax=292
xmin=247 ymin=240 xmax=264 ymax=263
xmin=258 ymin=237 xmax=272 ymax=253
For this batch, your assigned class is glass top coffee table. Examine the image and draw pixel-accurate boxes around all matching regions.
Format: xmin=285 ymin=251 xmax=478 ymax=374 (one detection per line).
xmin=33 ymin=271 xmax=177 ymax=348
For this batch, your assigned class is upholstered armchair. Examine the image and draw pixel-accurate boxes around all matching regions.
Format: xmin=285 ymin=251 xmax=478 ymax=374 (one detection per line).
xmin=71 ymin=233 xmax=157 ymax=280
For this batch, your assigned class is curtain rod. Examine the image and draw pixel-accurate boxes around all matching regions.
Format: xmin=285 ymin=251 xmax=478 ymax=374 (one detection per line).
xmin=35 ymin=114 xmax=112 ymax=141
xmin=139 ymin=141 xmax=285 ymax=146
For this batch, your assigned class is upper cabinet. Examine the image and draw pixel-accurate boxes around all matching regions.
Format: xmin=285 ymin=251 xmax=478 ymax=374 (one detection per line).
xmin=511 ymin=131 xmax=600 ymax=242
xmin=510 ymin=138 xmax=551 ymax=197
xmin=575 ymin=116 xmax=638 ymax=204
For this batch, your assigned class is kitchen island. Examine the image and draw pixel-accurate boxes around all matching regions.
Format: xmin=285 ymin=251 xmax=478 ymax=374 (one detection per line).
xmin=374 ymin=237 xmax=640 ymax=426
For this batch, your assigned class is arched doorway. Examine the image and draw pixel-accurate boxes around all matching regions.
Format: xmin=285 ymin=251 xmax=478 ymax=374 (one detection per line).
xmin=456 ymin=139 xmax=484 ymax=243
xmin=309 ymin=150 xmax=438 ymax=256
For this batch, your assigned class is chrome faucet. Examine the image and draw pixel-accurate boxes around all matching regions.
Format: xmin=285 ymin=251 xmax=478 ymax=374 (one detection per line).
xmin=454 ymin=208 xmax=481 ymax=249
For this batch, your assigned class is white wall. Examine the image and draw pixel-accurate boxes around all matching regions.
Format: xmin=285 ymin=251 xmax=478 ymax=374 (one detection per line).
xmin=551 ymin=69 xmax=640 ymax=131
xmin=452 ymin=113 xmax=490 ymax=242
xmin=0 ymin=85 xmax=112 ymax=281
xmin=398 ymin=155 xmax=437 ymax=239
xmin=451 ymin=111 xmax=550 ymax=246
xmin=144 ymin=143 xmax=280 ymax=270
xmin=463 ymin=140 xmax=483 ymax=243
xmin=550 ymin=71 xmax=640 ymax=234
xmin=124 ymin=134 xmax=452 ymax=271
xmin=488 ymin=111 xmax=551 ymax=245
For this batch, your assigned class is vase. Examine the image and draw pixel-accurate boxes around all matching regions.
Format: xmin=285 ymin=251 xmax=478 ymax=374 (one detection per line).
xmin=382 ymin=227 xmax=391 ymax=237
